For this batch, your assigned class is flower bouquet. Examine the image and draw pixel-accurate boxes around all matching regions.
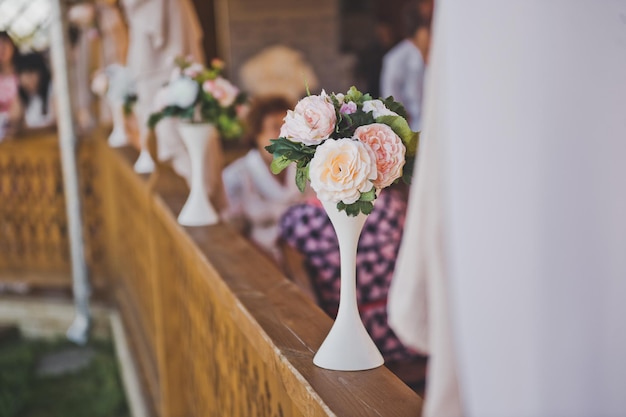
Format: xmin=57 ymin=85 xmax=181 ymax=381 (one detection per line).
xmin=148 ymin=57 xmax=247 ymax=226
xmin=265 ymin=86 xmax=418 ymax=216
xmin=148 ymin=56 xmax=246 ymax=139
xmin=266 ymin=86 xmax=418 ymax=371
xmin=91 ymin=64 xmax=137 ymax=147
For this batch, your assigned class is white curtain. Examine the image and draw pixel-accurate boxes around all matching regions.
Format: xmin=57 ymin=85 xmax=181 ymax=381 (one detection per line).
xmin=390 ymin=1 xmax=626 ymax=416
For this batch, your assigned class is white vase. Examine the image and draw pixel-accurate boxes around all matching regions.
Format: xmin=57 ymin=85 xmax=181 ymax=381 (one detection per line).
xmin=107 ymin=98 xmax=128 ymax=148
xmin=313 ymin=199 xmax=384 ymax=371
xmin=176 ymin=122 xmax=220 ymax=226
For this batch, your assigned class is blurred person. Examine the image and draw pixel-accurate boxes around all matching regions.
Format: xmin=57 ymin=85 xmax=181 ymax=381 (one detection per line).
xmin=16 ymin=52 xmax=56 ymax=129
xmin=380 ymin=0 xmax=432 ymax=131
xmin=0 ymin=31 xmax=22 ymax=140
xmin=354 ymin=19 xmax=395 ymax=98
xmin=279 ymin=187 xmax=427 ymax=392
xmin=239 ymin=45 xmax=319 ymax=103
xmin=222 ymin=96 xmax=303 ymax=261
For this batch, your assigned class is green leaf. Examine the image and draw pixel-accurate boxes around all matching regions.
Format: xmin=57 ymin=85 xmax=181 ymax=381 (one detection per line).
xmin=402 ymin=155 xmax=415 ymax=185
xmin=295 ymin=165 xmax=309 ymax=193
xmin=359 ymin=201 xmax=374 ymax=215
xmin=376 ymin=115 xmax=419 ymax=157
xmin=359 ymin=187 xmax=377 ymax=202
xmin=270 ymin=155 xmax=292 ymax=174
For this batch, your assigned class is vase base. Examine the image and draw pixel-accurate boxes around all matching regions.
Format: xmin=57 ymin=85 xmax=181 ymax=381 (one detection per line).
xmin=134 ymin=150 xmax=155 ymax=173
xmin=313 ymin=313 xmax=384 ymax=371
xmin=177 ymin=196 xmax=219 ymax=227
xmin=108 ymin=132 xmax=128 ymax=148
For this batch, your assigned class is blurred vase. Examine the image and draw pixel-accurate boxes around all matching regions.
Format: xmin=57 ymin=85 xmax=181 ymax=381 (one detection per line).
xmin=107 ymin=98 xmax=128 ymax=147
xmin=176 ymin=122 xmax=219 ymax=226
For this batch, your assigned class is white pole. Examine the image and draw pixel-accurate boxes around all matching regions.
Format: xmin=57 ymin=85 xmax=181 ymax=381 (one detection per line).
xmin=49 ymin=0 xmax=91 ymax=345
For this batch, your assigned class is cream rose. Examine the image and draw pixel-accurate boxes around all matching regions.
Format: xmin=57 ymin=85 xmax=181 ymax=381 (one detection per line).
xmin=309 ymin=138 xmax=377 ymax=204
xmin=279 ymin=95 xmax=336 ymax=146
xmin=202 ymin=77 xmax=239 ymax=107
xmin=362 ymin=99 xmax=398 ymax=118
xmin=354 ymin=123 xmax=405 ymax=188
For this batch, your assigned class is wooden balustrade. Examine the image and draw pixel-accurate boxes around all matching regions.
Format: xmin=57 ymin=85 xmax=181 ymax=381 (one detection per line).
xmin=0 ymin=134 xmax=423 ymax=417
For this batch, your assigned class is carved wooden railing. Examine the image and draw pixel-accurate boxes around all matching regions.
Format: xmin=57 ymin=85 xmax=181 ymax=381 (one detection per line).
xmin=0 ymin=135 xmax=423 ymax=417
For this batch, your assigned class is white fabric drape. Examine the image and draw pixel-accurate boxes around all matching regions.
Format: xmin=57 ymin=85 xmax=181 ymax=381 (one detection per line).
xmin=390 ymin=1 xmax=626 ymax=416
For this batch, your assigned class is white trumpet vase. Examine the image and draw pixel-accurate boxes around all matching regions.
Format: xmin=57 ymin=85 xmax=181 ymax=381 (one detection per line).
xmin=176 ymin=122 xmax=220 ymax=226
xmin=313 ymin=199 xmax=384 ymax=371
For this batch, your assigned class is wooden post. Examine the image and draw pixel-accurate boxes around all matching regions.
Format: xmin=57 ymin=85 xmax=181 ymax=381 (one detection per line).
xmin=49 ymin=0 xmax=91 ymax=344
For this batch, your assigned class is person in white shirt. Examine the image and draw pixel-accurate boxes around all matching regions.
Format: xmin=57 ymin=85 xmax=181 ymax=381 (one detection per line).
xmin=222 ymin=96 xmax=304 ymax=261
xmin=380 ymin=0 xmax=432 ymax=131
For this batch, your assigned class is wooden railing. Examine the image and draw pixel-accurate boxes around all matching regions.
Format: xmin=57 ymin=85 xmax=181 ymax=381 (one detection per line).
xmin=0 ymin=135 xmax=423 ymax=417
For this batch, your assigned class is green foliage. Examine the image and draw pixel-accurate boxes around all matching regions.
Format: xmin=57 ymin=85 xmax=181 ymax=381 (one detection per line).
xmin=344 ymin=86 xmax=373 ymax=105
xmin=402 ymin=155 xmax=416 ymax=185
xmin=0 ymin=340 xmax=34 ymax=417
xmin=334 ymin=109 xmax=376 ymax=139
xmin=265 ymin=137 xmax=316 ymax=175
xmin=336 ymin=187 xmax=377 ymax=217
xmin=122 ymin=94 xmax=137 ymax=116
xmin=295 ymin=164 xmax=309 ymax=192
xmin=0 ymin=338 xmax=129 ymax=417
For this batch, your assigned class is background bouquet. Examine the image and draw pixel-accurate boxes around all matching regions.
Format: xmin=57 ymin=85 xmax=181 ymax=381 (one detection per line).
xmin=148 ymin=56 xmax=246 ymax=139
xmin=266 ymin=87 xmax=418 ymax=216
xmin=91 ymin=64 xmax=137 ymax=115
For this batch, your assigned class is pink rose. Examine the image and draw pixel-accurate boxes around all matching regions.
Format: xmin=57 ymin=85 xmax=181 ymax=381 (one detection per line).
xmin=354 ymin=123 xmax=405 ymax=188
xmin=309 ymin=138 xmax=377 ymax=204
xmin=202 ymin=77 xmax=239 ymax=107
xmin=340 ymin=101 xmax=357 ymax=115
xmin=211 ymin=58 xmax=225 ymax=70
xmin=279 ymin=95 xmax=337 ymax=146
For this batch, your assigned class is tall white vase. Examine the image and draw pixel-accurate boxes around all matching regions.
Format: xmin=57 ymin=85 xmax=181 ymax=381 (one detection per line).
xmin=176 ymin=122 xmax=220 ymax=226
xmin=313 ymin=199 xmax=384 ymax=371
xmin=107 ymin=98 xmax=128 ymax=148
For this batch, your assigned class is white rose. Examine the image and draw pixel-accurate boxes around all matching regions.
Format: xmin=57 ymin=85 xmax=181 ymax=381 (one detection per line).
xmin=279 ymin=95 xmax=336 ymax=146
xmin=168 ymin=77 xmax=199 ymax=108
xmin=362 ymin=99 xmax=398 ymax=119
xmin=309 ymin=138 xmax=377 ymax=204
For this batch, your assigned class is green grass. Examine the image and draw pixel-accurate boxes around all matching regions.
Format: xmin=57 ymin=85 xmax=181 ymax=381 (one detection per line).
xmin=0 ymin=337 xmax=130 ymax=417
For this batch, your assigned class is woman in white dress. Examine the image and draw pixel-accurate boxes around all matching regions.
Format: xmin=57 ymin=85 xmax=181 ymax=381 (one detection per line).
xmin=223 ymin=96 xmax=304 ymax=261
